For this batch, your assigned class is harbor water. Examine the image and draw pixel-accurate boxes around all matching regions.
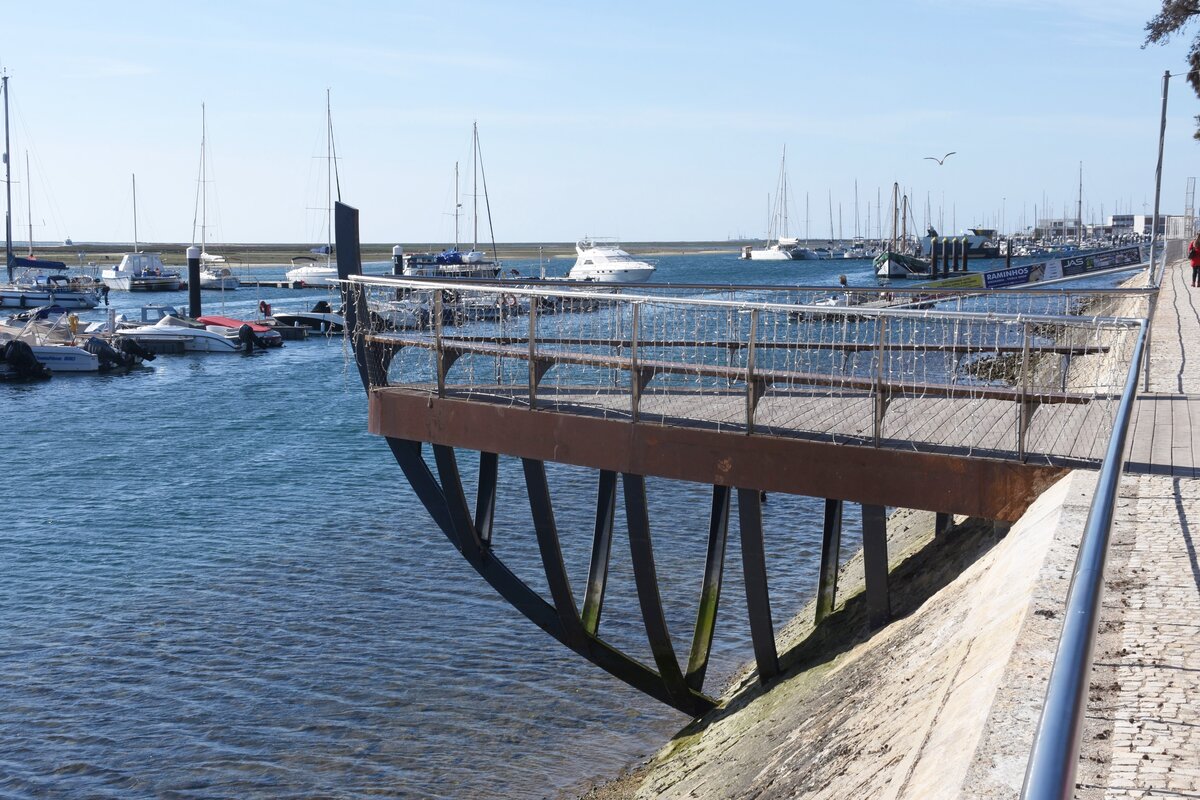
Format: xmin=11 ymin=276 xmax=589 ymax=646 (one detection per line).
xmin=0 ymin=252 xmax=1088 ymax=798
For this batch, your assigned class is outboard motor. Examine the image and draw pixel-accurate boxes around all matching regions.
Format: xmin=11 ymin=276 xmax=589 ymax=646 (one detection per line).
xmin=82 ymin=336 xmax=130 ymax=371
xmin=312 ymin=300 xmax=332 ymax=314
xmin=237 ymin=324 xmax=269 ymax=352
xmin=117 ymin=337 xmax=156 ymax=362
xmin=1 ymin=340 xmax=51 ymax=380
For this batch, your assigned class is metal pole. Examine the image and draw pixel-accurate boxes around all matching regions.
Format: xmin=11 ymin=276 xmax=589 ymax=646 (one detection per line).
xmin=746 ymin=309 xmax=758 ymax=432
xmin=434 ymin=290 xmax=445 ymax=397
xmin=528 ymin=296 xmax=538 ymax=410
xmin=630 ymin=302 xmax=641 ymax=422
xmin=1143 ymin=70 xmax=1171 ymax=392
xmin=1150 ymin=70 xmax=1169 ymax=286
xmin=1020 ymin=320 xmax=1148 ymax=800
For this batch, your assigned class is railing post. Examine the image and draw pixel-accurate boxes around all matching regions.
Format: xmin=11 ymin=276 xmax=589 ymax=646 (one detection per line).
xmin=873 ymin=316 xmax=888 ymax=445
xmin=630 ymin=302 xmax=641 ymax=423
xmin=746 ymin=308 xmax=758 ymax=433
xmin=1143 ymin=289 xmax=1157 ymax=393
xmin=528 ymin=295 xmax=538 ymax=410
xmin=434 ymin=289 xmax=446 ymax=397
xmin=1018 ymin=321 xmax=1031 ymax=461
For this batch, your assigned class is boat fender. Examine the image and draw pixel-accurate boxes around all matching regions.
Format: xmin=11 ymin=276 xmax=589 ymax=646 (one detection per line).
xmin=259 ymin=300 xmax=273 ymax=317
xmin=68 ymin=314 xmax=79 ymax=335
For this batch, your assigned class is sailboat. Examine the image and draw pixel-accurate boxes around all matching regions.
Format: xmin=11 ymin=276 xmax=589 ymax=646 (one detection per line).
xmin=400 ymin=122 xmax=502 ymax=279
xmin=286 ymin=90 xmax=341 ymax=287
xmin=191 ymin=105 xmax=237 ymax=290
xmin=0 ymin=75 xmax=103 ymax=309
xmin=874 ymin=184 xmax=932 ymax=279
xmin=741 ymin=148 xmax=801 ymax=260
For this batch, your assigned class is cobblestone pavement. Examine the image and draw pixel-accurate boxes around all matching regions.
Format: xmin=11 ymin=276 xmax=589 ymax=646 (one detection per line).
xmin=1095 ymin=474 xmax=1200 ymax=798
xmin=1089 ymin=259 xmax=1200 ymax=798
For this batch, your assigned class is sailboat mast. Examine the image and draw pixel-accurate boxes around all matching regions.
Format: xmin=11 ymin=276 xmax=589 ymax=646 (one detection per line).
xmin=1077 ymin=160 xmax=1083 ymax=245
xmin=827 ymin=190 xmax=834 ymax=242
xmin=201 ymin=103 xmax=207 ymax=255
xmin=454 ymin=162 xmax=460 ymax=250
xmin=3 ymin=73 xmax=12 ymax=281
xmin=132 ymin=174 xmax=139 ymax=253
xmin=25 ymin=151 xmax=32 ymax=256
xmin=780 ymin=147 xmax=788 ymax=240
xmin=472 ymin=122 xmax=479 ymax=251
xmin=326 ymin=89 xmax=332 ymax=268
xmin=891 ymin=183 xmax=899 ymax=250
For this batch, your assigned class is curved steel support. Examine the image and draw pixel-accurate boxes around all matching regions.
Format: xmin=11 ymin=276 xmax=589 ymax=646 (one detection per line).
xmin=685 ymin=484 xmax=731 ymax=690
xmin=386 ymin=437 xmax=715 ymax=715
xmin=738 ymin=488 xmax=779 ymax=680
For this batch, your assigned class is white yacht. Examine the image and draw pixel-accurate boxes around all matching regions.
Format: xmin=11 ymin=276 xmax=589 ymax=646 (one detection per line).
xmin=567 ymin=238 xmax=656 ymax=283
xmin=286 ymin=255 xmax=338 ymax=287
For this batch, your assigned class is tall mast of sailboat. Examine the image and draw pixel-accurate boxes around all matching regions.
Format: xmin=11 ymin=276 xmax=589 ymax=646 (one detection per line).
xmin=3 ymin=72 xmax=12 ymax=281
xmin=780 ymin=146 xmax=788 ymax=241
xmin=1077 ymin=160 xmax=1083 ymax=245
xmin=132 ymin=173 xmax=139 ymax=253
xmin=472 ymin=121 xmax=479 ymax=251
xmin=25 ymin=151 xmax=32 ymax=256
xmin=201 ymin=103 xmax=207 ymax=255
xmin=326 ymin=89 xmax=332 ymax=268
xmin=454 ymin=161 xmax=460 ymax=250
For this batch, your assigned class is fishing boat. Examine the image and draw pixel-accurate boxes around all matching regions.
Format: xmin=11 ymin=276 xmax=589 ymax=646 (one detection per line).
xmin=286 ymin=90 xmax=341 ymax=287
xmin=102 ymin=252 xmax=182 ymax=291
xmin=102 ymin=175 xmax=182 ymax=291
xmin=568 ymin=238 xmax=656 ymax=283
xmin=874 ymin=184 xmax=932 ymax=279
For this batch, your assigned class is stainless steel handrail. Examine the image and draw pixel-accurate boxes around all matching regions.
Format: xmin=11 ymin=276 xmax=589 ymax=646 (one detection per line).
xmin=1020 ymin=317 xmax=1148 ymax=799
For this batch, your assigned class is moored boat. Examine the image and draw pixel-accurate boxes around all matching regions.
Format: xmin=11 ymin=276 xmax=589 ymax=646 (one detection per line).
xmin=568 ymin=238 xmax=656 ymax=283
xmin=101 ymin=252 xmax=183 ymax=292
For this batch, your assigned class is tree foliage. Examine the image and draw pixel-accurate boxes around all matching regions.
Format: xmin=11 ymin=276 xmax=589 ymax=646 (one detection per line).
xmin=1145 ymin=1 xmax=1200 ymax=138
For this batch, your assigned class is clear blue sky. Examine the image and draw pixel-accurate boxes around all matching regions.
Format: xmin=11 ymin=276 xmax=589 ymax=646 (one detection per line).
xmin=1 ymin=0 xmax=1196 ymax=245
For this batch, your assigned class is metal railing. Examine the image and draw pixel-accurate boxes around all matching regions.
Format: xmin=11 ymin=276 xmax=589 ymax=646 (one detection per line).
xmin=1020 ymin=318 xmax=1149 ymax=799
xmin=345 ymin=274 xmax=1146 ymax=465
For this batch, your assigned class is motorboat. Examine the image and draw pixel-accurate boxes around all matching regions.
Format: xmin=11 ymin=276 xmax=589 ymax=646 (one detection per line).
xmin=196 ymin=315 xmax=283 ymax=348
xmin=118 ymin=313 xmax=243 ymax=352
xmin=0 ymin=306 xmax=146 ymax=372
xmin=271 ymin=300 xmax=344 ymax=334
xmin=740 ymin=242 xmax=795 ymax=261
xmin=199 ymin=264 xmax=238 ymax=290
xmin=101 ymin=252 xmax=183 ymax=292
xmin=568 ymin=238 xmax=656 ymax=283
xmin=402 ymin=250 xmax=501 ymax=280
xmin=0 ymin=261 xmax=104 ymax=309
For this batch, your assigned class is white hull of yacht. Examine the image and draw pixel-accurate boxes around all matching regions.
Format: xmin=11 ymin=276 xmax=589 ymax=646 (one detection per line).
xmin=744 ymin=248 xmax=794 ymax=261
xmin=566 ymin=266 xmax=656 ymax=283
xmin=286 ymin=265 xmax=339 ymax=287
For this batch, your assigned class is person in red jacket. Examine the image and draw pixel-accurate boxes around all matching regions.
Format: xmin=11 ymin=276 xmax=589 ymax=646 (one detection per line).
xmin=1191 ymin=235 xmax=1200 ymax=287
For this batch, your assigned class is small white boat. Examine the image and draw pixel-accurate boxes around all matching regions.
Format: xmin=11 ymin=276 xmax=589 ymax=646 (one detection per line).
xmin=199 ymin=264 xmax=238 ymax=290
xmin=286 ymin=255 xmax=339 ymax=287
xmin=740 ymin=243 xmax=795 ymax=261
xmin=118 ymin=314 xmax=243 ymax=352
xmin=567 ymin=238 xmax=655 ymax=283
xmin=102 ymin=252 xmax=182 ymax=292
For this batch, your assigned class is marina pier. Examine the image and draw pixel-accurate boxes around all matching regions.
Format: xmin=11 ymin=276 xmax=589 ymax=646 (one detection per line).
xmin=335 ymin=201 xmax=1198 ymax=796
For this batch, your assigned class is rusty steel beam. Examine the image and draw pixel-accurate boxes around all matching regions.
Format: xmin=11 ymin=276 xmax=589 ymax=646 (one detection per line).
xmin=369 ymin=389 xmax=1064 ymax=521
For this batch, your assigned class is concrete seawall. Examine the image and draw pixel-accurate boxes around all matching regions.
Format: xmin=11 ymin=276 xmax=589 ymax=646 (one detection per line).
xmin=580 ymin=471 xmax=1098 ymax=799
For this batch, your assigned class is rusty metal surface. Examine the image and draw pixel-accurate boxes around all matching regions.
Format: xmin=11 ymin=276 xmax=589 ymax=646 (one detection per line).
xmin=369 ymin=387 xmax=1065 ymax=521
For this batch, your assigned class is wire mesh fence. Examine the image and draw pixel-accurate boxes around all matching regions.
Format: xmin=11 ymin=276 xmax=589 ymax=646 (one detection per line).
xmin=347 ymin=276 xmax=1148 ymax=465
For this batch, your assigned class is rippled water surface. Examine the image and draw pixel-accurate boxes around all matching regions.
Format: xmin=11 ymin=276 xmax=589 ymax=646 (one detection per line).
xmin=1 ymin=252 xmax=1045 ymax=797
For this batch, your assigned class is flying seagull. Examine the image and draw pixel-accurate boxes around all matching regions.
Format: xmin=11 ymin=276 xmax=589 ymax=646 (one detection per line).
xmin=924 ymin=151 xmax=956 ymax=165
